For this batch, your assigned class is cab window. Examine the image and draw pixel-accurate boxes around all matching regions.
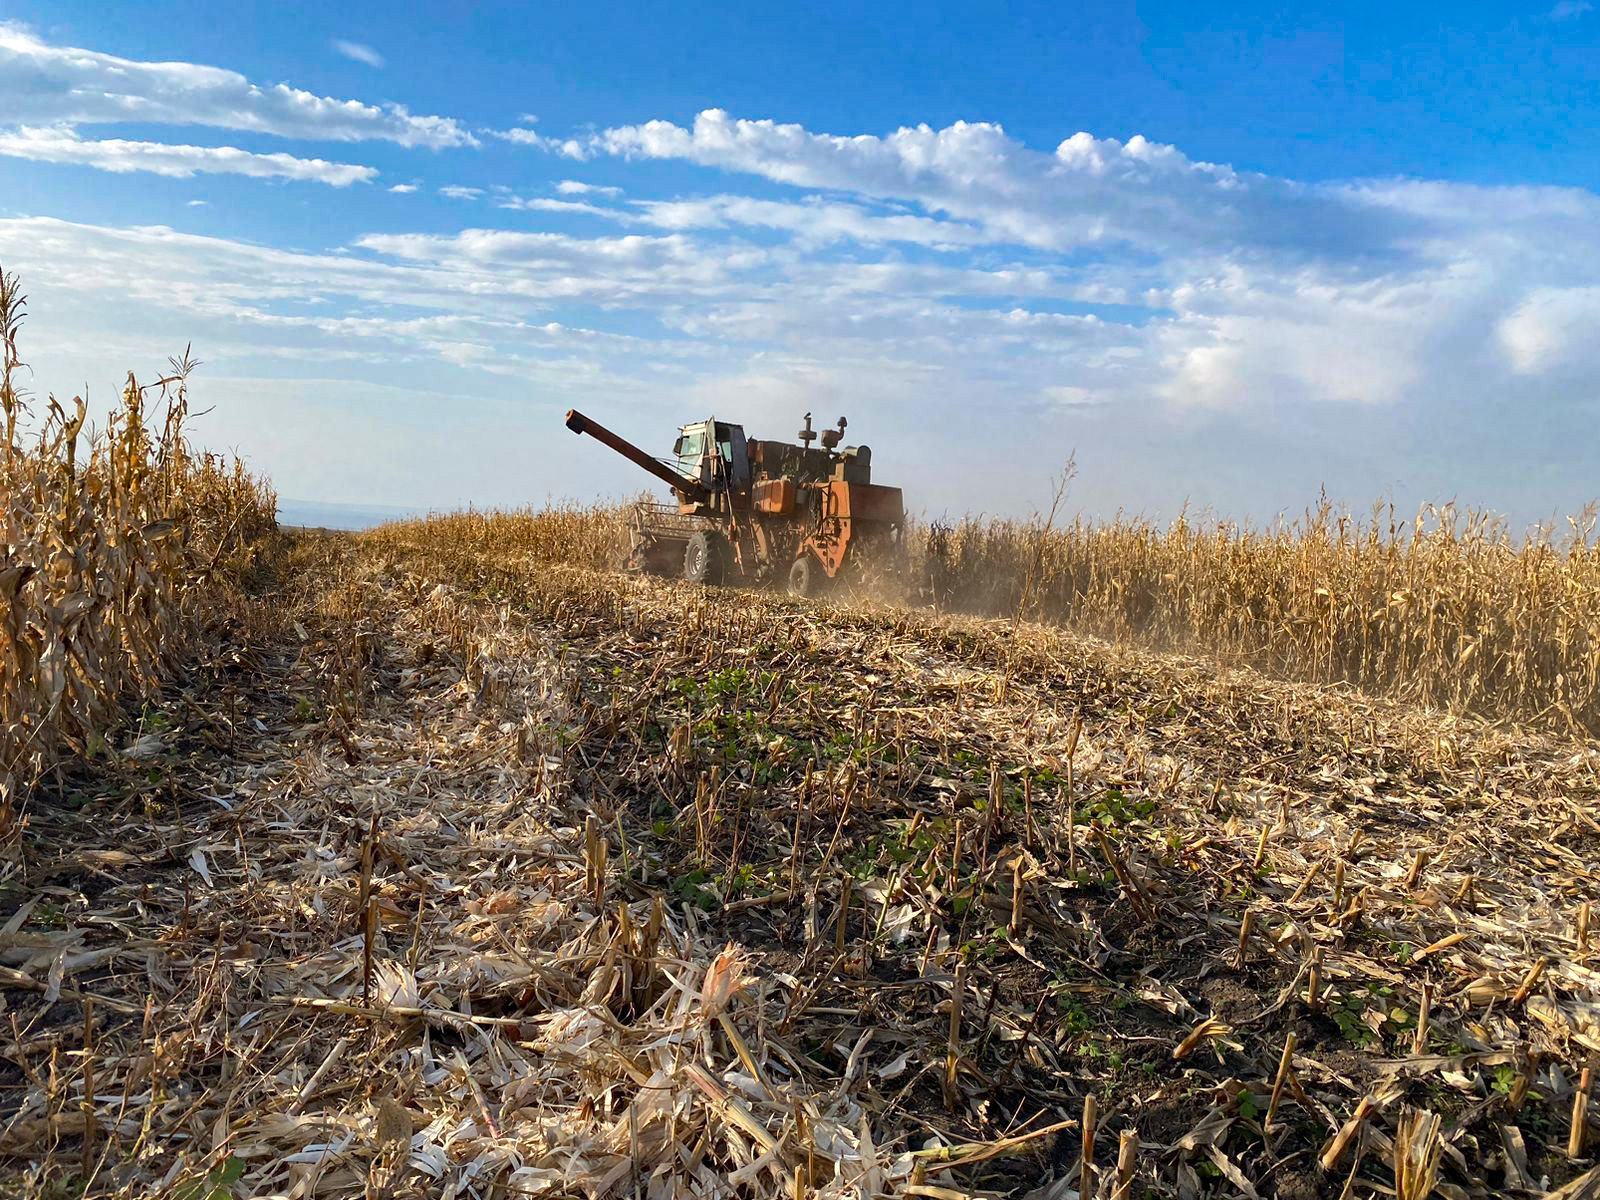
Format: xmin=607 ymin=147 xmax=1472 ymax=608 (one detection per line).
xmin=714 ymin=422 xmax=736 ymax=469
xmin=677 ymin=430 xmax=704 ymax=474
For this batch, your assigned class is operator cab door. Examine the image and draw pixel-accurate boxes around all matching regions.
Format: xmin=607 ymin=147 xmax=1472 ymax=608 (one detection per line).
xmin=715 ymin=422 xmax=751 ymax=492
xmin=674 ymin=423 xmax=711 ymax=488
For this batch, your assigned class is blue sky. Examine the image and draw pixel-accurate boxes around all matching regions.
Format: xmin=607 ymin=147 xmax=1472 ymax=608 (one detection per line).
xmin=2 ymin=2 xmax=1599 ymax=523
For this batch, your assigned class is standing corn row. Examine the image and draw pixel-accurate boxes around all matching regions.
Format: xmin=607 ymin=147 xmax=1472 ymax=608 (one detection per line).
xmin=916 ymin=502 xmax=1600 ymax=732
xmin=0 ymin=266 xmax=276 ymax=830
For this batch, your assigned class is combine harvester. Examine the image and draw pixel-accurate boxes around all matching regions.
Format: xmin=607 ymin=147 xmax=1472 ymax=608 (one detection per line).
xmin=565 ymin=409 xmax=904 ymax=596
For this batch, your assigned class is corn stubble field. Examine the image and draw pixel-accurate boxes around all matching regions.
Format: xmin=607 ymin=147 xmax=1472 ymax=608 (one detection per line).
xmin=6 ymin=278 xmax=1600 ymax=1200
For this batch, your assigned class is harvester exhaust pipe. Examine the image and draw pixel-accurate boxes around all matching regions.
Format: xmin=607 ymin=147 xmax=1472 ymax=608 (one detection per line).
xmin=564 ymin=408 xmax=711 ymax=503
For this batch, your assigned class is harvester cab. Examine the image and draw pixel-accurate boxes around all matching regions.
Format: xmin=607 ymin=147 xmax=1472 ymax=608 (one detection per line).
xmin=673 ymin=420 xmax=750 ymax=495
xmin=564 ymin=407 xmax=903 ymax=596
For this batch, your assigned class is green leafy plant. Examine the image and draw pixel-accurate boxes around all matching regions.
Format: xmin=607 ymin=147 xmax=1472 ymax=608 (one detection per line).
xmin=1079 ymin=786 xmax=1155 ymax=828
xmin=176 ymin=1156 xmax=245 ymax=1200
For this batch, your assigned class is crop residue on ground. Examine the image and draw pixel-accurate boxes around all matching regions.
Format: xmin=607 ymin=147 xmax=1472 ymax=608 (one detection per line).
xmin=8 ymin=526 xmax=1600 ymax=1198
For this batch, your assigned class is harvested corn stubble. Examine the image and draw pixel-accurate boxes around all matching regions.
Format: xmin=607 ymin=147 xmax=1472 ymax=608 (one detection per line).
xmin=12 ymin=501 xmax=1600 ymax=1198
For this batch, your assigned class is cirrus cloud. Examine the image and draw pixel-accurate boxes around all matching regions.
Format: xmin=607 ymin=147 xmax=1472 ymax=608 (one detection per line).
xmin=333 ymin=40 xmax=385 ymax=68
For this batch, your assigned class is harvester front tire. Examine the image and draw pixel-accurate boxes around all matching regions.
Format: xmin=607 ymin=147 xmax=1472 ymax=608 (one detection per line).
xmin=684 ymin=531 xmax=729 ymax=585
xmin=787 ymin=554 xmax=822 ymax=598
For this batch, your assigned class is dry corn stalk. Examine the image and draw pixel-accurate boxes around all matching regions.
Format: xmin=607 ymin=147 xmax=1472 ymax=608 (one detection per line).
xmin=0 ymin=265 xmax=276 ymax=827
xmin=1393 ymin=1107 xmax=1444 ymax=1200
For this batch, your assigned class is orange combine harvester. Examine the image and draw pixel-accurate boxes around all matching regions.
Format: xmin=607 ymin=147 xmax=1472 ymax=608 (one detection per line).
xmin=565 ymin=408 xmax=904 ymax=595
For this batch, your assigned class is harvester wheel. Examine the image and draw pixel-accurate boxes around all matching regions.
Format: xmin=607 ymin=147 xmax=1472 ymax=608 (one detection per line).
xmin=787 ymin=554 xmax=823 ymax=598
xmin=684 ymin=530 xmax=730 ymax=585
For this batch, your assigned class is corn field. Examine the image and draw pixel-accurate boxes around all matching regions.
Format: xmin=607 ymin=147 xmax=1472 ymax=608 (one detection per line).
xmin=919 ymin=502 xmax=1600 ymax=730
xmin=388 ymin=502 xmax=631 ymax=572
xmin=383 ymin=497 xmax=1600 ymax=732
xmin=0 ymin=267 xmax=277 ymax=825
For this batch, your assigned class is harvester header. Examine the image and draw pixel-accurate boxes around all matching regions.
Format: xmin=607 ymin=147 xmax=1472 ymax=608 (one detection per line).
xmin=564 ymin=407 xmax=903 ymax=595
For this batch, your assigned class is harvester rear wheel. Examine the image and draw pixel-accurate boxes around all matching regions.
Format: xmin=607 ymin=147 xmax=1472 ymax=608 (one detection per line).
xmin=787 ymin=554 xmax=823 ymax=597
xmin=684 ymin=530 xmax=730 ymax=585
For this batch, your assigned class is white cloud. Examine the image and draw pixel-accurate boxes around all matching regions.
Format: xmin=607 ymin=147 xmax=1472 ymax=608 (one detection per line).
xmin=0 ymin=22 xmax=473 ymax=147
xmin=333 ymin=40 xmax=386 ymax=68
xmin=0 ymin=217 xmax=747 ymax=373
xmin=187 ymin=199 xmax=207 ymax=207
xmin=556 ymin=180 xmax=622 ymax=196
xmin=497 ymin=195 xmax=626 ymax=218
xmin=389 ymin=183 xmax=418 ymax=194
xmin=0 ymin=125 xmax=377 ymax=184
xmin=0 ymin=215 xmax=758 ymax=333
xmin=573 ymin=109 xmax=1240 ymax=252
xmin=567 ymin=108 xmax=1429 ymax=266
xmin=1156 ymin=267 xmax=1442 ymax=408
xmin=1551 ymin=0 xmax=1592 ymax=18
xmin=350 ymin=228 xmax=755 ymax=302
xmin=545 ymin=109 xmax=1600 ymax=414
xmin=634 ymin=193 xmax=987 ymax=247
xmin=438 ymin=185 xmax=483 ymax=200
xmin=1040 ymin=385 xmax=1107 ymax=409
xmin=1499 ymin=287 xmax=1600 ymax=373
xmin=503 ymin=187 xmax=991 ymax=248
xmin=492 ymin=126 xmax=587 ymax=155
